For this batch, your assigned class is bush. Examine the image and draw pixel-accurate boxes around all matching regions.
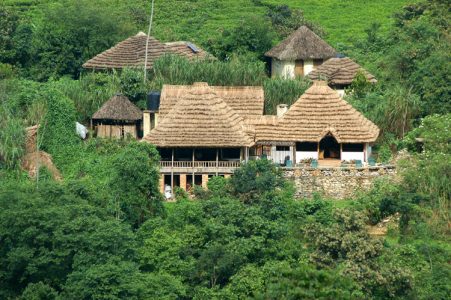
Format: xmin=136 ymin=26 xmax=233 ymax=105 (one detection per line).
xmin=230 ymin=159 xmax=285 ymax=203
xmin=0 ymin=106 xmax=25 ymax=170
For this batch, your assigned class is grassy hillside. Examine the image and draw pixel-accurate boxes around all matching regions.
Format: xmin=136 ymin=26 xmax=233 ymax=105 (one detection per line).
xmin=263 ymin=0 xmax=413 ymax=46
xmin=5 ymin=0 xmax=413 ymax=48
xmin=146 ymin=0 xmax=412 ymax=47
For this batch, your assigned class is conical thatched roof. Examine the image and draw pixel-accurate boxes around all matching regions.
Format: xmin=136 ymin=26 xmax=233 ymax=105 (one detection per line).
xmin=83 ymin=32 xmax=209 ymax=70
xmin=265 ymin=26 xmax=337 ymax=60
xmin=92 ymin=94 xmax=142 ymax=121
xmin=256 ymin=81 xmax=379 ymax=143
xmin=143 ymin=82 xmax=254 ymax=147
xmin=159 ymin=85 xmax=264 ymax=119
xmin=308 ymin=57 xmax=377 ymax=85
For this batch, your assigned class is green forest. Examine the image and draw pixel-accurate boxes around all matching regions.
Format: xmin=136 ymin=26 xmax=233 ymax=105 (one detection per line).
xmin=0 ymin=0 xmax=450 ymax=299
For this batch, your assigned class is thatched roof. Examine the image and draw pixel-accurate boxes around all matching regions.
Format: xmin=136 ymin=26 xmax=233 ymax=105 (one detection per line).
xmin=92 ymin=94 xmax=142 ymax=121
xmin=83 ymin=32 xmax=209 ymax=70
xmin=265 ymin=26 xmax=337 ymax=60
xmin=142 ymin=82 xmax=254 ymax=148
xmin=308 ymin=57 xmax=377 ymax=86
xmin=159 ymin=84 xmax=264 ymax=119
xmin=164 ymin=41 xmax=211 ymax=60
xmin=256 ymin=81 xmax=379 ymax=143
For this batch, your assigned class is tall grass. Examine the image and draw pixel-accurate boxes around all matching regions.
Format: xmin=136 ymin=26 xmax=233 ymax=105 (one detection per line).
xmin=150 ymin=55 xmax=312 ymax=114
xmin=263 ymin=77 xmax=311 ymax=114
xmin=0 ymin=106 xmax=25 ymax=170
xmin=150 ymin=54 xmax=267 ymax=86
xmin=54 ymin=73 xmax=120 ymax=123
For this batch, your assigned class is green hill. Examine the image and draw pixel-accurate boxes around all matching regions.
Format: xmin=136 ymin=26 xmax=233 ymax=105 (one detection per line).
xmin=4 ymin=0 xmax=413 ymax=47
xmin=146 ymin=0 xmax=412 ymax=47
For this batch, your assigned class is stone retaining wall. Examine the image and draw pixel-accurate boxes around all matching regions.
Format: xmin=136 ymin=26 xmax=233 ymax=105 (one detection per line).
xmin=283 ymin=165 xmax=396 ymax=199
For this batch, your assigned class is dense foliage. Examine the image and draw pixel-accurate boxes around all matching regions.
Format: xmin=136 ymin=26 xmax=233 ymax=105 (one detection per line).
xmin=0 ymin=0 xmax=450 ymax=299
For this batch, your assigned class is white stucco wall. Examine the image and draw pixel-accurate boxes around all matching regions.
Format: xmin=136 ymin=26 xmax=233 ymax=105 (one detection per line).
xmin=342 ymin=151 xmax=365 ymax=162
xmin=303 ymin=59 xmax=314 ymax=75
xmin=296 ymin=151 xmax=318 ymax=163
xmin=271 ymin=59 xmax=295 ymax=79
xmin=336 ymin=89 xmax=345 ymax=98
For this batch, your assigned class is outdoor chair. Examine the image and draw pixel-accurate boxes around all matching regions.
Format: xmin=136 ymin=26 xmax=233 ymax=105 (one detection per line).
xmin=368 ymin=157 xmax=376 ymax=166
xmin=355 ymin=160 xmax=363 ymax=168
xmin=310 ymin=159 xmax=318 ymax=168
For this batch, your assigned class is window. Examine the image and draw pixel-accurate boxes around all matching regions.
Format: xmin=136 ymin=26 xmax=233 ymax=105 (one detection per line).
xmin=342 ymin=143 xmax=364 ymax=152
xmin=296 ymin=142 xmax=317 ymax=151
xmin=276 ymin=146 xmax=290 ymax=151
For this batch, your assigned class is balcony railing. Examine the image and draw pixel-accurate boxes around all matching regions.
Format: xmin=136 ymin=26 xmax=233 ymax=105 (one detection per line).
xmin=160 ymin=160 xmax=241 ymax=169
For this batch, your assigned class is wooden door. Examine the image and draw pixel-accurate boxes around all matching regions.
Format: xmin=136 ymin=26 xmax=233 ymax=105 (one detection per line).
xmin=295 ymin=60 xmax=304 ymax=77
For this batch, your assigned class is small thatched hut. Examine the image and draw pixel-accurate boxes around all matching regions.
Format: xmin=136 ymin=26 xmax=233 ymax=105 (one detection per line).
xmin=265 ymin=26 xmax=337 ymax=78
xmin=92 ymin=94 xmax=142 ymax=139
xmin=83 ymin=32 xmax=210 ymax=70
xmin=308 ymin=57 xmax=377 ymax=96
xmin=255 ymin=81 xmax=379 ymax=163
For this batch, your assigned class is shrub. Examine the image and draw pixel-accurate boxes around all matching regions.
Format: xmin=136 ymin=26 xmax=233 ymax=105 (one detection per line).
xmin=0 ymin=106 xmax=25 ymax=170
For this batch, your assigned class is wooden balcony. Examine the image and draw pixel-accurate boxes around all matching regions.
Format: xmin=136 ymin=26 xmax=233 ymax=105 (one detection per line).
xmin=160 ymin=160 xmax=241 ymax=174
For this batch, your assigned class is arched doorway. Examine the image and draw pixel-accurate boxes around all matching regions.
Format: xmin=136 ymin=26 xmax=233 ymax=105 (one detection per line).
xmin=319 ymin=135 xmax=340 ymax=159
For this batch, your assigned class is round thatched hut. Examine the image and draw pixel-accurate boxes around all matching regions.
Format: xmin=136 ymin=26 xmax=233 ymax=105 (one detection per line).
xmin=92 ymin=94 xmax=142 ymax=139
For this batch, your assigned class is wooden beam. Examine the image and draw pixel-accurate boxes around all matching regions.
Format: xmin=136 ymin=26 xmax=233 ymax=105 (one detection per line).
xmin=171 ymin=149 xmax=174 ymax=191
xmin=216 ymin=148 xmax=219 ymax=176
xmin=192 ymin=148 xmax=195 ymax=186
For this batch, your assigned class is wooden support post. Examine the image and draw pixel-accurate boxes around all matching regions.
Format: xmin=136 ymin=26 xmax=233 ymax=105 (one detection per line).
xmin=340 ymin=143 xmax=343 ymax=161
xmin=159 ymin=176 xmax=165 ymax=194
xmin=171 ymin=149 xmax=174 ymax=190
xmin=192 ymin=148 xmax=195 ymax=186
xmin=202 ymin=174 xmax=209 ymax=189
xmin=292 ymin=145 xmax=296 ymax=165
xmin=216 ymin=148 xmax=219 ymax=176
xmin=180 ymin=174 xmax=187 ymax=191
xmin=317 ymin=142 xmax=320 ymax=160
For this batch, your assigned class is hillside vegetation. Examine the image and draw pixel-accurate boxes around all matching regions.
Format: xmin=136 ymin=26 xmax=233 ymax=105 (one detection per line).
xmin=0 ymin=0 xmax=450 ymax=299
xmin=4 ymin=0 xmax=412 ymax=47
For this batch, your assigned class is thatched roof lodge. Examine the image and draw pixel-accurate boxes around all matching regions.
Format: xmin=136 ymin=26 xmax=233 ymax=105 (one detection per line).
xmin=256 ymin=81 xmax=379 ymax=163
xmin=265 ymin=26 xmax=337 ymax=78
xmin=83 ymin=32 xmax=209 ymax=70
xmin=92 ymin=94 xmax=142 ymax=138
xmin=143 ymin=82 xmax=255 ymax=148
xmin=308 ymin=57 xmax=377 ymax=96
xmin=141 ymin=81 xmax=379 ymax=194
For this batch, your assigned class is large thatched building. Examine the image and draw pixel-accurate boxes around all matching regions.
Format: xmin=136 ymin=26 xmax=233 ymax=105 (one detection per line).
xmin=83 ymin=32 xmax=209 ymax=70
xmin=92 ymin=94 xmax=142 ymax=138
xmin=308 ymin=57 xmax=377 ymax=96
xmin=265 ymin=26 xmax=337 ymax=78
xmin=142 ymin=82 xmax=263 ymax=192
xmin=142 ymin=81 xmax=379 ymax=194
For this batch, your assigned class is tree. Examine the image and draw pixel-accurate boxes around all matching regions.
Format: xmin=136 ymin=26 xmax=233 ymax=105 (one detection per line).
xmin=305 ymin=209 xmax=414 ymax=298
xmin=109 ymin=142 xmax=164 ymax=227
xmin=230 ymin=159 xmax=285 ymax=203
xmin=209 ymin=16 xmax=275 ymax=60
xmin=267 ymin=5 xmax=324 ymax=38
xmin=255 ymin=262 xmax=361 ymax=299
xmin=24 ymin=0 xmax=135 ymax=80
xmin=0 ymin=182 xmax=138 ymax=298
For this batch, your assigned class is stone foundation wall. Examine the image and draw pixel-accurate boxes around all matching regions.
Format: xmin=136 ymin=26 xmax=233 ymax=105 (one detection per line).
xmin=283 ymin=166 xmax=396 ymax=199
